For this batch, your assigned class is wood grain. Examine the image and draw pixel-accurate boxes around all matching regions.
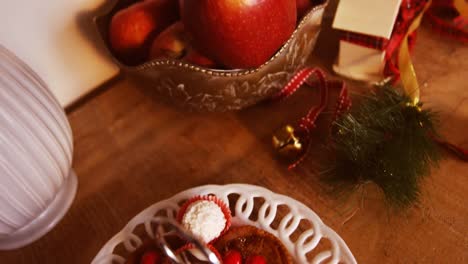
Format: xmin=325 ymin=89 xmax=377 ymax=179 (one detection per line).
xmin=0 ymin=5 xmax=467 ymax=264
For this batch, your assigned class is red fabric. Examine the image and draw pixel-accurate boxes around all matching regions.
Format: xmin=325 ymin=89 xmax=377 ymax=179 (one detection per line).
xmin=384 ymin=0 xmax=429 ymax=81
xmin=425 ymin=1 xmax=468 ymax=43
xmin=339 ymin=30 xmax=389 ymax=50
xmin=431 ymin=136 xmax=468 ymax=161
xmin=432 ymin=0 xmax=452 ymax=3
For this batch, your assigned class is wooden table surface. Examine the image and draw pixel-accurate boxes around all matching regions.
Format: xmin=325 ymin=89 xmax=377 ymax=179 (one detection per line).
xmin=1 ymin=6 xmax=467 ymax=264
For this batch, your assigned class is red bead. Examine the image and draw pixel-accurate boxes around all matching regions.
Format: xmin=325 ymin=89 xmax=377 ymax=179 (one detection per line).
xmin=246 ymin=255 xmax=267 ymax=264
xmin=140 ymin=251 xmax=161 ymax=264
xmin=223 ymin=250 xmax=242 ymax=264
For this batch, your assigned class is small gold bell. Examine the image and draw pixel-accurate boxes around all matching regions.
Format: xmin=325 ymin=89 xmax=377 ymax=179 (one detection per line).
xmin=272 ymin=125 xmax=304 ymax=158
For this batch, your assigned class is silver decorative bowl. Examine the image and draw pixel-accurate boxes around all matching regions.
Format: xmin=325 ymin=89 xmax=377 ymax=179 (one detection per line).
xmin=95 ymin=0 xmax=328 ymax=111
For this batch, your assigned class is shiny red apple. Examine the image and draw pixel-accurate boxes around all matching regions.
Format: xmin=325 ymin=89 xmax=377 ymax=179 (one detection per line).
xmin=296 ymin=0 xmax=313 ymax=19
xmin=109 ymin=0 xmax=179 ymax=63
xmin=179 ymin=0 xmax=184 ymax=16
xmin=183 ymin=49 xmax=216 ymax=68
xmin=182 ymin=0 xmax=297 ymax=69
xmin=149 ymin=22 xmax=186 ymax=60
xmin=149 ymin=22 xmax=217 ymax=67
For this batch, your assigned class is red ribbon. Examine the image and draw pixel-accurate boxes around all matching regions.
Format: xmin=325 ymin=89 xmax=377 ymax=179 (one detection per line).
xmin=274 ymin=67 xmax=467 ymax=169
xmin=273 ymin=68 xmax=350 ymax=169
xmin=425 ymin=2 xmax=468 ymax=43
xmin=432 ymin=136 xmax=468 ymax=161
xmin=384 ymin=0 xmax=428 ymax=81
xmin=337 ymin=1 xmax=426 ymax=82
xmin=338 ymin=0 xmax=466 ymax=83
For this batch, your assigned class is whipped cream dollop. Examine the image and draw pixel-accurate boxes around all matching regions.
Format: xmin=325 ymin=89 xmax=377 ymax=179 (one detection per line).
xmin=181 ymin=200 xmax=226 ymax=243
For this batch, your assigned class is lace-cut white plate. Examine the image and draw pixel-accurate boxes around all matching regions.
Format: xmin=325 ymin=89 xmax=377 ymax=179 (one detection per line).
xmin=92 ymin=184 xmax=357 ymax=264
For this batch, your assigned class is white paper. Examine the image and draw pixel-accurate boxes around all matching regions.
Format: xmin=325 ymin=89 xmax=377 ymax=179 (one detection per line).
xmin=332 ymin=0 xmax=402 ymax=39
xmin=333 ymin=41 xmax=386 ymax=82
xmin=0 ymin=0 xmax=119 ymax=107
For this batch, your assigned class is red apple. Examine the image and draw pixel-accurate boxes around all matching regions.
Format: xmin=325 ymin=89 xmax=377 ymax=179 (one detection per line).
xmin=146 ymin=0 xmax=184 ymax=19
xmin=140 ymin=251 xmax=162 ymax=264
xmin=183 ymin=49 xmax=217 ymax=68
xmin=149 ymin=22 xmax=186 ymax=60
xmin=149 ymin=22 xmax=217 ymax=68
xmin=179 ymin=0 xmax=184 ymax=17
xmin=109 ymin=0 xmax=179 ymax=63
xmin=182 ymin=0 xmax=297 ymax=69
xmin=296 ymin=0 xmax=313 ymax=19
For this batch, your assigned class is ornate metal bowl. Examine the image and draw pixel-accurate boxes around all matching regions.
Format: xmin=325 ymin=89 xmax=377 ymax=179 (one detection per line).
xmin=95 ymin=0 xmax=328 ymax=111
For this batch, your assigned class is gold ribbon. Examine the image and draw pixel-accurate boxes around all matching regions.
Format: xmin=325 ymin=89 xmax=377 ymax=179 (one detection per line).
xmin=397 ymin=0 xmax=432 ymax=105
xmin=454 ymin=0 xmax=468 ymax=18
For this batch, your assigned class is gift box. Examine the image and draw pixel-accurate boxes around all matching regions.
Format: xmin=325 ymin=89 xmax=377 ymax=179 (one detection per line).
xmin=332 ymin=0 xmax=427 ymax=83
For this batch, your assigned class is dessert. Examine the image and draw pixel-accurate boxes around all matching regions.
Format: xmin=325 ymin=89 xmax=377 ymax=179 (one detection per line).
xmin=140 ymin=251 xmax=163 ymax=264
xmin=177 ymin=195 xmax=231 ymax=244
xmin=126 ymin=195 xmax=293 ymax=264
xmin=245 ymin=255 xmax=267 ymax=264
xmin=124 ymin=241 xmax=165 ymax=264
xmin=175 ymin=244 xmax=222 ymax=263
xmin=214 ymin=226 xmax=293 ymax=264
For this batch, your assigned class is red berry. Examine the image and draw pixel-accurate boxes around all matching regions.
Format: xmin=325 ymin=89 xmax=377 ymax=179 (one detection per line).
xmin=140 ymin=251 xmax=161 ymax=264
xmin=246 ymin=255 xmax=267 ymax=264
xmin=223 ymin=250 xmax=242 ymax=264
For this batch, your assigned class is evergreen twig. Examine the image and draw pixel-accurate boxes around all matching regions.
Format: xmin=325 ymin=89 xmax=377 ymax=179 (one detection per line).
xmin=325 ymin=85 xmax=442 ymax=207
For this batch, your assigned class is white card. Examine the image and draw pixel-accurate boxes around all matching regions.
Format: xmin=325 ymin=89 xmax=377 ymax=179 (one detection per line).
xmin=0 ymin=0 xmax=119 ymax=107
xmin=332 ymin=0 xmax=402 ymax=39
xmin=333 ymin=41 xmax=386 ymax=82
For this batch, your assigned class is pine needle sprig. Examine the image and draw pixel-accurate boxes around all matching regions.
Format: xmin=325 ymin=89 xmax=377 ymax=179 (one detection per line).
xmin=326 ymin=85 xmax=442 ymax=207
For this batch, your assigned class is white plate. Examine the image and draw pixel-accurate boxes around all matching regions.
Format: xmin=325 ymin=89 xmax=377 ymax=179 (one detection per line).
xmin=92 ymin=184 xmax=357 ymax=264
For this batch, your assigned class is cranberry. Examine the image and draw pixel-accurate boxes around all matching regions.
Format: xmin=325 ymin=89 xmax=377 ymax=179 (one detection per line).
xmin=223 ymin=250 xmax=242 ymax=264
xmin=140 ymin=251 xmax=161 ymax=264
xmin=246 ymin=255 xmax=267 ymax=264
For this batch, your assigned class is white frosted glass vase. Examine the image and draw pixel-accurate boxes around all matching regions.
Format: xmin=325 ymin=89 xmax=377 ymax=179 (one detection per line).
xmin=0 ymin=45 xmax=77 ymax=249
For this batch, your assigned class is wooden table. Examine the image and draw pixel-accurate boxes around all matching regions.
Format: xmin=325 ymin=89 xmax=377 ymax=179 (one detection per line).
xmin=1 ymin=8 xmax=467 ymax=264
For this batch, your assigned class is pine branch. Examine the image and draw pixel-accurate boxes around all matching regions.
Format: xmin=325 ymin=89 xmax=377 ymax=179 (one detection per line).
xmin=325 ymin=85 xmax=442 ymax=207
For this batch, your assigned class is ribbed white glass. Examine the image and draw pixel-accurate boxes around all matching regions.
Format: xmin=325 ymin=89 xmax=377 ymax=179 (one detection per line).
xmin=0 ymin=45 xmax=77 ymax=249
